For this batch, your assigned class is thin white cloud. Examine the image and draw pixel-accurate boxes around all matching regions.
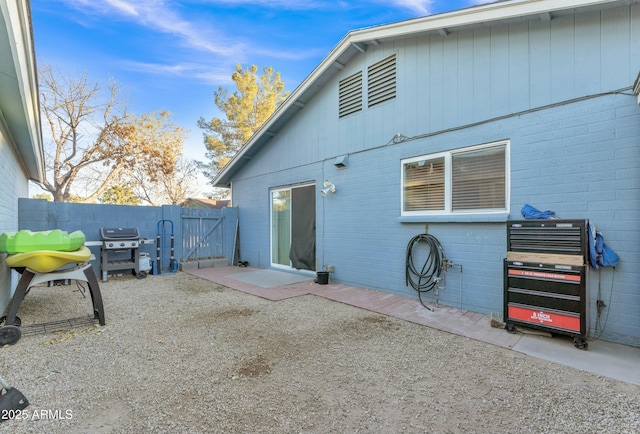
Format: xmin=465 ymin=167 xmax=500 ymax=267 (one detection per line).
xmin=389 ymin=0 xmax=434 ymax=15
xmin=104 ymin=0 xmax=139 ymax=16
xmin=54 ymin=0 xmax=493 ymax=86
xmin=192 ymin=0 xmax=434 ymax=14
xmin=60 ymin=0 xmax=241 ymax=56
xmin=385 ymin=0 xmax=496 ymax=16
xmin=121 ymin=60 xmax=235 ymax=85
xmin=199 ymin=0 xmax=434 ymax=15
xmin=58 ymin=0 xmax=336 ymax=77
xmin=253 ymin=46 xmax=328 ymax=62
xmin=187 ymin=0 xmax=329 ymax=9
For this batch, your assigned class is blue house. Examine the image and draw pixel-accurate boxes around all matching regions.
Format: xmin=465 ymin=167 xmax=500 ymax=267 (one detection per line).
xmin=213 ymin=0 xmax=640 ymax=347
xmin=0 ymin=0 xmax=45 ymax=314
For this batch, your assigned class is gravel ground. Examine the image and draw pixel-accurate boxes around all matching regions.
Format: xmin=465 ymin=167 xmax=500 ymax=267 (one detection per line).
xmin=1 ymin=271 xmax=639 ymax=433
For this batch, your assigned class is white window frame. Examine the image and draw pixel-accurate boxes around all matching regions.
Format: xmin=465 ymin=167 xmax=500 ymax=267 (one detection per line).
xmin=401 ymin=140 xmax=510 ymax=216
xmin=269 ymin=182 xmax=316 ymax=272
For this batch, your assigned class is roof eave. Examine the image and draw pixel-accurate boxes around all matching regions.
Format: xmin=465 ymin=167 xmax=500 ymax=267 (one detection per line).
xmin=0 ymin=0 xmax=45 ymax=183
xmin=349 ymin=0 xmax=623 ymax=43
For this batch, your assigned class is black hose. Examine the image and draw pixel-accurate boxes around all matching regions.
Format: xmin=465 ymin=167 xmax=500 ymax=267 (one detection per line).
xmin=405 ymin=234 xmax=445 ymax=310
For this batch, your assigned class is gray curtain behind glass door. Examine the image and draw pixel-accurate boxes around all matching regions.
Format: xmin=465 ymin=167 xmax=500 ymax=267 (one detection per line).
xmin=289 ymin=185 xmax=316 ymax=270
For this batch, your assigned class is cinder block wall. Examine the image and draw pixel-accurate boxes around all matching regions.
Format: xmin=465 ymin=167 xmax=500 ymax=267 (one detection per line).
xmin=510 ymin=96 xmax=640 ymax=346
xmin=17 ymin=199 xmax=184 ymax=277
xmin=15 ymin=200 xmax=240 ymax=279
xmin=232 ymin=94 xmax=640 ymax=347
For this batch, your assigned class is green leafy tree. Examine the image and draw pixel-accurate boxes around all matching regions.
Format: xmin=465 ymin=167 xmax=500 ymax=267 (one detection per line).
xmin=32 ymin=193 xmax=52 ymax=201
xmin=197 ymin=65 xmax=289 ymax=182
xmin=100 ymin=185 xmax=141 ymax=205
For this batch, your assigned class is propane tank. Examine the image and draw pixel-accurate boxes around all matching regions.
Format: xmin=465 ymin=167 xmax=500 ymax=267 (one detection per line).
xmin=139 ymin=252 xmax=152 ymax=272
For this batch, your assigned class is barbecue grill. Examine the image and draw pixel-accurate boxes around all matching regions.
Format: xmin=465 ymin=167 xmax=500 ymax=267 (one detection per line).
xmin=99 ymin=227 xmax=147 ymax=282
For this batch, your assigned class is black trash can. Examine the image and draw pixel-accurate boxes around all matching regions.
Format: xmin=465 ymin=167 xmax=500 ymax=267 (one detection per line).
xmin=316 ymin=271 xmax=329 ymax=285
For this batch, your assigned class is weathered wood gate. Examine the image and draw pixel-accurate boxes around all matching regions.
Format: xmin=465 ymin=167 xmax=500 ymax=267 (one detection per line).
xmin=181 ymin=207 xmax=238 ymax=263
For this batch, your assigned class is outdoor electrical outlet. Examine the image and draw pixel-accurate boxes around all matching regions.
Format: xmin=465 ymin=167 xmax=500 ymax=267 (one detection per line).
xmin=327 ymin=265 xmax=335 ymax=272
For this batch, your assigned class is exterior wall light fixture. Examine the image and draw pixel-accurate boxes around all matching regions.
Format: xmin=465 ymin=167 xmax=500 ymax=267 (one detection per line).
xmin=321 ymin=180 xmax=336 ymax=197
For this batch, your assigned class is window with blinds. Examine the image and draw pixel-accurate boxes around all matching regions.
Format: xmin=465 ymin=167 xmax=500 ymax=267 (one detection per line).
xmin=339 ymin=71 xmax=362 ymax=118
xmin=452 ymin=145 xmax=506 ymax=210
xmin=401 ymin=141 xmax=509 ymax=215
xmin=403 ymin=157 xmax=445 ymax=211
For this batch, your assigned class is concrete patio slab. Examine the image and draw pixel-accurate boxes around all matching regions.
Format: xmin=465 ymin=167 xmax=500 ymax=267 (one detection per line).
xmin=226 ymin=269 xmax=313 ymax=288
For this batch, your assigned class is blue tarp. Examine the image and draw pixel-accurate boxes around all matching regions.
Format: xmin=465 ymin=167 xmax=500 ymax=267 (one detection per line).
xmin=521 ymin=204 xmax=620 ymax=268
xmin=521 ymin=204 xmax=557 ymax=219
xmin=588 ymin=223 xmax=620 ymax=269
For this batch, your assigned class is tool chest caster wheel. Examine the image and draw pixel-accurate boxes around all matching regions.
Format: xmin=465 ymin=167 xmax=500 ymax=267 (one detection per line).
xmin=573 ymin=336 xmax=588 ymax=350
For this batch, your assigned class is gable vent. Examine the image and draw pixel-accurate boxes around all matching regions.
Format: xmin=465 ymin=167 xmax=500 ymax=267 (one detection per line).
xmin=339 ymin=71 xmax=363 ymax=118
xmin=368 ymin=54 xmax=396 ymax=107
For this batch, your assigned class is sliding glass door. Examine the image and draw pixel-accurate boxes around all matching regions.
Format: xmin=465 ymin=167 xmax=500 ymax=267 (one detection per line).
xmin=271 ymin=189 xmax=291 ymax=266
xmin=270 ymin=184 xmax=316 ymax=271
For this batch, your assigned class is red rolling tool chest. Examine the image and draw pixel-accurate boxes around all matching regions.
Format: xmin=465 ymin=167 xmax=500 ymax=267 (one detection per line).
xmin=503 ymin=219 xmax=589 ymax=349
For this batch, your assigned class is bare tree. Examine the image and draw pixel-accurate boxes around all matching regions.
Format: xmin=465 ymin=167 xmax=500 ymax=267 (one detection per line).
xmin=37 ymin=65 xmax=185 ymax=202
xmin=131 ymin=158 xmax=201 ymax=205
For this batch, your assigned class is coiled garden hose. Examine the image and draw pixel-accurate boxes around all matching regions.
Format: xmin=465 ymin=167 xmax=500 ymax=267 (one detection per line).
xmin=405 ymin=233 xmax=445 ymax=310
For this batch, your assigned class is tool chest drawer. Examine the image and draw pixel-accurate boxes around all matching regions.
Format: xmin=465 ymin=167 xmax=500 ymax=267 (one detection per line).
xmin=507 ymin=219 xmax=587 ymax=256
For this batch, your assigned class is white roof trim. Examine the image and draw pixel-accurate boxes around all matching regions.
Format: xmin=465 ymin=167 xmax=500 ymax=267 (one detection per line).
xmin=213 ymin=0 xmax=625 ymax=187
xmin=348 ymin=0 xmax=621 ymax=43
xmin=0 ymin=0 xmax=45 ymax=182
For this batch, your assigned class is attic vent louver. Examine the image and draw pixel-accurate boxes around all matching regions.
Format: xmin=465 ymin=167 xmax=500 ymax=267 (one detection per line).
xmin=339 ymin=71 xmax=362 ymax=118
xmin=368 ymin=54 xmax=396 ymax=107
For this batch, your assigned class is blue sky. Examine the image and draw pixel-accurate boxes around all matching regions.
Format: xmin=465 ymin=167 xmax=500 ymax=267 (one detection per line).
xmin=30 ymin=0 xmax=490 ymax=164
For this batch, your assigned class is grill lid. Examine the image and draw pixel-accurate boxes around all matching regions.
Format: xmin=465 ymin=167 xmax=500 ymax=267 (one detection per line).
xmin=100 ymin=227 xmax=140 ymax=240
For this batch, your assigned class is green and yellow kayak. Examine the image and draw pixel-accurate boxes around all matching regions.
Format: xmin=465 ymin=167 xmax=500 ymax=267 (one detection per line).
xmin=0 ymin=230 xmax=86 ymax=254
xmin=5 ymin=246 xmax=92 ymax=273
